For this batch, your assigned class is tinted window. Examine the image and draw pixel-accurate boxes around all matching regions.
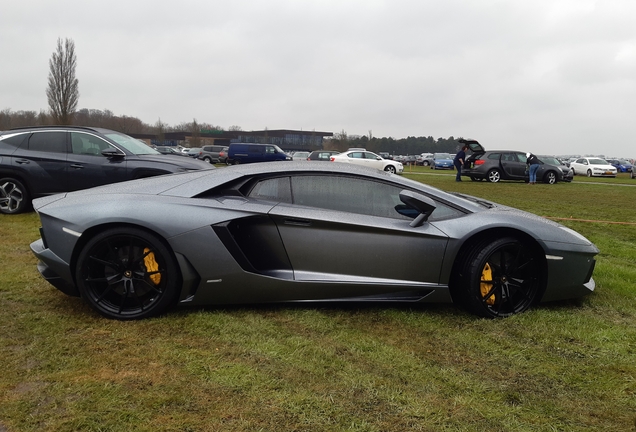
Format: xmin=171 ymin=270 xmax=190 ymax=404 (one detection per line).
xmin=291 ymin=175 xmax=407 ymax=220
xmin=249 ymin=177 xmax=292 ymax=203
xmin=249 ymin=175 xmax=463 ymax=221
xmin=517 ymin=153 xmax=527 ymax=163
xmin=28 ymin=132 xmax=67 ymax=153
xmin=487 ymin=153 xmax=501 ymax=160
xmin=0 ymin=133 xmax=28 ymax=150
xmin=71 ymin=132 xmax=114 ymax=155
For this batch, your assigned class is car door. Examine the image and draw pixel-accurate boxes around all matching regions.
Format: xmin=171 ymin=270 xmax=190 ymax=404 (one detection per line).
xmin=265 ymin=174 xmax=450 ymax=299
xmin=364 ymin=151 xmax=384 ymax=170
xmin=67 ymin=132 xmax=128 ymax=190
xmin=500 ymin=152 xmax=526 ymax=179
xmin=11 ymin=131 xmax=69 ymax=195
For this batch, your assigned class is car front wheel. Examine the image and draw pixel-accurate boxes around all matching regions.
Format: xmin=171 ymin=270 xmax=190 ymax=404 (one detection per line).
xmin=384 ymin=165 xmax=397 ymax=174
xmin=202 ymin=157 xmax=212 ymax=163
xmin=0 ymin=178 xmax=30 ymax=214
xmin=456 ymin=237 xmax=543 ymax=318
xmin=587 ymin=170 xmax=592 ymax=177
xmin=543 ymin=171 xmax=557 ymax=184
xmin=487 ymin=169 xmax=501 ymax=183
xmin=75 ymin=227 xmax=181 ymax=320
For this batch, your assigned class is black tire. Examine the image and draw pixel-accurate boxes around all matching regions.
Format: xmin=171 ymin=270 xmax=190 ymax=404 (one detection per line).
xmin=0 ymin=178 xmax=30 ymax=214
xmin=202 ymin=156 xmax=212 ymax=164
xmin=470 ymin=176 xmax=483 ymax=182
xmin=587 ymin=169 xmax=592 ymax=177
xmin=384 ymin=165 xmax=397 ymax=174
xmin=456 ymin=237 xmax=543 ymax=318
xmin=543 ymin=171 xmax=557 ymax=184
xmin=233 ymin=159 xmax=240 ymax=165
xmin=422 ymin=161 xmax=429 ymax=167
xmin=486 ymin=169 xmax=501 ymax=183
xmin=75 ymin=227 xmax=181 ymax=320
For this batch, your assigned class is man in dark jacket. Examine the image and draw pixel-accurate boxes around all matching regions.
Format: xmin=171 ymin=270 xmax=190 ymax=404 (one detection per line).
xmin=526 ymin=152 xmax=541 ymax=184
xmin=453 ymin=145 xmax=468 ymax=181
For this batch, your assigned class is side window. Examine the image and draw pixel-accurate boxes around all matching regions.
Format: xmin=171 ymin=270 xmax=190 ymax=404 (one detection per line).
xmin=0 ymin=133 xmax=28 ymax=151
xmin=517 ymin=153 xmax=527 ymax=163
xmin=28 ymin=132 xmax=67 ymax=153
xmin=248 ymin=177 xmax=292 ymax=203
xmin=265 ymin=146 xmax=275 ymax=154
xmin=348 ymin=152 xmax=364 ymax=159
xmin=290 ymin=175 xmax=410 ymax=220
xmin=364 ymin=152 xmax=378 ymax=159
xmin=71 ymin=132 xmax=113 ymax=155
xmin=487 ymin=153 xmax=501 ymax=160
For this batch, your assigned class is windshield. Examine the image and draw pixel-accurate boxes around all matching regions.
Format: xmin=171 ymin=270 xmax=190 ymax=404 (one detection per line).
xmin=589 ymin=158 xmax=608 ymax=165
xmin=103 ymin=131 xmax=159 ymax=155
xmin=434 ymin=153 xmax=452 ymax=159
xmin=541 ymin=157 xmax=561 ymax=165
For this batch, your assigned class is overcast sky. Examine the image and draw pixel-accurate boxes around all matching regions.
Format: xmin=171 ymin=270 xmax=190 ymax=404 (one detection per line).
xmin=2 ymin=0 xmax=635 ymax=157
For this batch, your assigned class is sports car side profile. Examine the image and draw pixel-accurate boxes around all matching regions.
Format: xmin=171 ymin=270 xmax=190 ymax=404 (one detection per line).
xmin=30 ymin=162 xmax=598 ymax=320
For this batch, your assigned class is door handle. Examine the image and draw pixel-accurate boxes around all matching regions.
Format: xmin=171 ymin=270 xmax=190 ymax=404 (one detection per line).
xmin=70 ymin=164 xmax=84 ymax=169
xmin=284 ymin=218 xmax=311 ymax=227
xmin=15 ymin=159 xmax=30 ymax=164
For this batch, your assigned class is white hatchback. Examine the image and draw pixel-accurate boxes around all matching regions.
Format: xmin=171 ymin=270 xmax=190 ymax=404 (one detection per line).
xmin=330 ymin=150 xmax=404 ymax=174
xmin=569 ymin=157 xmax=617 ymax=177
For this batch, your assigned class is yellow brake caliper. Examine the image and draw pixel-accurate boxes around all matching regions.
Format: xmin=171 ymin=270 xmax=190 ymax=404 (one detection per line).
xmin=480 ymin=262 xmax=495 ymax=305
xmin=143 ymin=248 xmax=161 ymax=285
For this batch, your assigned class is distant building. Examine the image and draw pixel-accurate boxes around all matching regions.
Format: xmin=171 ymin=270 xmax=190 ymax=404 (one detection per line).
xmin=133 ymin=129 xmax=333 ymax=151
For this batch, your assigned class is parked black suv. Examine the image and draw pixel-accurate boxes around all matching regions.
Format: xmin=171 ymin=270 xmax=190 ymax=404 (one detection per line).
xmin=459 ymin=138 xmax=565 ymax=184
xmin=199 ymin=145 xmax=229 ymax=164
xmin=0 ymin=126 xmax=213 ymax=214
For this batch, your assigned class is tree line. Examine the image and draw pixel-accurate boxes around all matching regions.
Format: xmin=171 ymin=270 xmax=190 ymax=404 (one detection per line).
xmin=325 ymin=130 xmax=464 ymax=155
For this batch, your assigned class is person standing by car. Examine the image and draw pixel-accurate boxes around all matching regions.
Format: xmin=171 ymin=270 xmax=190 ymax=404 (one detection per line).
xmin=526 ymin=152 xmax=541 ymax=185
xmin=453 ymin=145 xmax=468 ymax=181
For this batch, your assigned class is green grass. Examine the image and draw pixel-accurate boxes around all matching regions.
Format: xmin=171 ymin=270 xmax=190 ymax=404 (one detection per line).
xmin=1 ymin=174 xmax=635 ymax=431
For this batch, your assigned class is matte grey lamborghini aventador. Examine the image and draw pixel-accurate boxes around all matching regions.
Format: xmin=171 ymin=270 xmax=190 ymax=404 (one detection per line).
xmin=30 ymin=162 xmax=598 ymax=320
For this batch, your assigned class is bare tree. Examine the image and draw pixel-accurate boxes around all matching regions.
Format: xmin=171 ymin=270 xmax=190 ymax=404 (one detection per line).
xmin=46 ymin=38 xmax=79 ymax=125
xmin=189 ymin=118 xmax=201 ymax=148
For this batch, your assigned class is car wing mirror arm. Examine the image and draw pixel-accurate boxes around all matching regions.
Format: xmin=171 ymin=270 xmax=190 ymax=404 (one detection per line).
xmin=399 ymin=190 xmax=436 ymax=227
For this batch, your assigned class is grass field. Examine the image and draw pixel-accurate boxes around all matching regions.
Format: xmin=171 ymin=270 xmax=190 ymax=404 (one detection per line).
xmin=1 ymin=171 xmax=635 ymax=431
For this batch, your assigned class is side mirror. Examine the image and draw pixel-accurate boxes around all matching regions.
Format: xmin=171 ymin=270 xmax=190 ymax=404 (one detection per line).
xmin=102 ymin=148 xmax=124 ymax=158
xmin=399 ymin=190 xmax=436 ymax=227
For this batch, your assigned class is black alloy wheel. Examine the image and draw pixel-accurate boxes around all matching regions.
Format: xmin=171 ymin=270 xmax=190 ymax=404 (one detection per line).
xmin=457 ymin=237 xmax=544 ymax=318
xmin=0 ymin=178 xmax=30 ymax=214
xmin=487 ymin=169 xmax=501 ymax=183
xmin=75 ymin=228 xmax=181 ymax=320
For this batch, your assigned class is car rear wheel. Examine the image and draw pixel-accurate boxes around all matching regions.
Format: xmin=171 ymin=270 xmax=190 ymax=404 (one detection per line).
xmin=384 ymin=165 xmax=397 ymax=174
xmin=543 ymin=171 xmax=557 ymax=184
xmin=487 ymin=169 xmax=501 ymax=183
xmin=422 ymin=161 xmax=429 ymax=166
xmin=75 ymin=227 xmax=181 ymax=320
xmin=457 ymin=237 xmax=543 ymax=318
xmin=0 ymin=178 xmax=30 ymax=214
xmin=470 ymin=176 xmax=483 ymax=182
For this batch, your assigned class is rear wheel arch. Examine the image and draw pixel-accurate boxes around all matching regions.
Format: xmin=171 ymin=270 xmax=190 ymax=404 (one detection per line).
xmin=70 ymin=222 xmax=178 ymax=286
xmin=72 ymin=223 xmax=183 ymax=319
